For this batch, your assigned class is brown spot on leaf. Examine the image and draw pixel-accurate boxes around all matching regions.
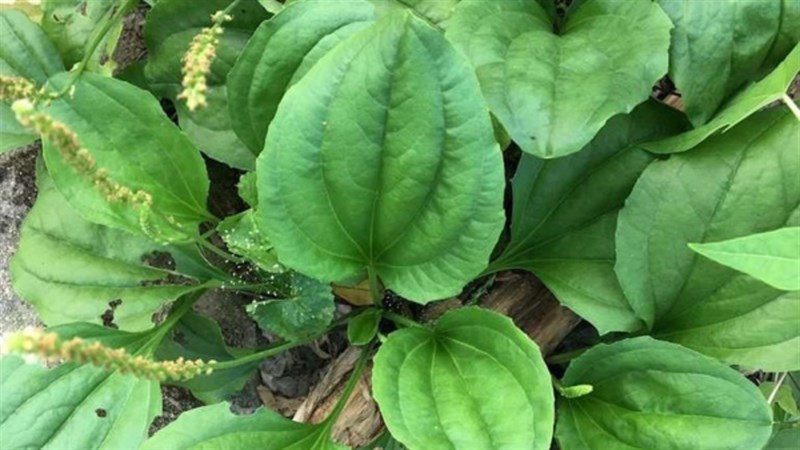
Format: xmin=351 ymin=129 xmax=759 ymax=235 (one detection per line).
xmin=101 ymin=299 xmax=122 ymax=329
xmin=95 ymin=408 xmax=107 ymax=418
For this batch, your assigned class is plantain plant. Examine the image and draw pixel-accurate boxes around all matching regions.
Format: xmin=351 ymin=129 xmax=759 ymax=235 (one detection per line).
xmin=1 ymin=0 xmax=798 ymax=449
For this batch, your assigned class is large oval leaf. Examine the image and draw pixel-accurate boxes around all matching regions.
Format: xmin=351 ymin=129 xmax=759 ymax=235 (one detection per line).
xmin=690 ymin=227 xmax=800 ymax=292
xmin=445 ymin=0 xmax=671 ymax=158
xmin=11 ymin=166 xmax=207 ymax=331
xmin=257 ymin=12 xmax=505 ymax=302
xmin=0 ymin=9 xmax=63 ymax=83
xmin=615 ymin=108 xmax=800 ymax=370
xmin=141 ymin=402 xmax=345 ymax=450
xmin=227 ymin=0 xmax=378 ymax=153
xmin=42 ymin=73 xmax=211 ymax=243
xmin=658 ymin=0 xmax=798 ymax=125
xmin=0 ymin=9 xmax=64 ymax=153
xmin=556 ymin=337 xmax=773 ymax=450
xmin=645 ymin=43 xmax=800 ymax=154
xmin=41 ymin=0 xmax=123 ymax=74
xmin=156 ymin=311 xmax=260 ymax=404
xmin=372 ymin=307 xmax=554 ymax=450
xmin=0 ymin=324 xmax=162 ymax=450
xmin=489 ymin=101 xmax=688 ymax=334
xmin=144 ymin=0 xmax=269 ymax=169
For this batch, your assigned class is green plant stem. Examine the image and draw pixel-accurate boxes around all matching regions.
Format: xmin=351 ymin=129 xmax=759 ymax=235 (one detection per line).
xmin=783 ymin=94 xmax=800 ymax=122
xmin=211 ymin=314 xmax=355 ymax=371
xmin=367 ymin=265 xmax=383 ymax=307
xmin=198 ymin=238 xmax=246 ymax=264
xmin=383 ymin=311 xmax=424 ymax=329
xmin=56 ymin=0 xmax=139 ymax=96
xmin=547 ymin=347 xmax=587 ymax=365
xmin=139 ymin=287 xmax=213 ymax=355
xmin=219 ymin=0 xmax=243 ymax=21
xmin=767 ymin=372 xmax=788 ymax=405
xmin=323 ymin=344 xmax=373 ymax=427
xmin=211 ymin=339 xmax=306 ymax=371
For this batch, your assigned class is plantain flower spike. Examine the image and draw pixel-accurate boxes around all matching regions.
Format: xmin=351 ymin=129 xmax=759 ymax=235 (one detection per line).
xmin=0 ymin=75 xmax=38 ymax=102
xmin=177 ymin=10 xmax=232 ymax=111
xmin=4 ymin=328 xmax=216 ymax=382
xmin=11 ymin=99 xmax=153 ymax=212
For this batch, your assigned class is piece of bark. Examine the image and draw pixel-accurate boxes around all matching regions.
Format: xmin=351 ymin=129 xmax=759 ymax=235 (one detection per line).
xmin=295 ymin=271 xmax=581 ymax=447
xmin=293 ymin=346 xmax=382 ymax=446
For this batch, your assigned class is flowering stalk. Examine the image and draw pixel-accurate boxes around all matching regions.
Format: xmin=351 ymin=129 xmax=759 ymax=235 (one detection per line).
xmin=177 ymin=9 xmax=233 ymax=111
xmin=4 ymin=328 xmax=215 ymax=382
xmin=0 ymin=75 xmax=38 ymax=102
xmin=11 ymin=99 xmax=154 ymax=215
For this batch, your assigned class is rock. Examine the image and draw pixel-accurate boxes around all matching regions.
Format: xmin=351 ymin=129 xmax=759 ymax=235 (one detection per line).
xmin=0 ymin=143 xmax=40 ymax=336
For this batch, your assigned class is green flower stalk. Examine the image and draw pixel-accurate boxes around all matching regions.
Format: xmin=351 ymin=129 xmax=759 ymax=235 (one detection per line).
xmin=4 ymin=328 xmax=216 ymax=382
xmin=177 ymin=11 xmax=232 ymax=111
xmin=11 ymin=99 xmax=154 ymax=212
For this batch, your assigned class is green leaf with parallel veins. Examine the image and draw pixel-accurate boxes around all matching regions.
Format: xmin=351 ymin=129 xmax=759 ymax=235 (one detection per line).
xmin=238 ymin=172 xmax=257 ymax=207
xmin=41 ymin=73 xmax=211 ymax=243
xmin=615 ymin=108 xmax=800 ymax=370
xmin=247 ymin=273 xmax=334 ymax=342
xmin=0 ymin=9 xmax=64 ymax=153
xmin=0 ymin=324 xmax=162 ymax=450
xmin=218 ymin=209 xmax=282 ymax=273
xmin=445 ymin=0 xmax=671 ymax=158
xmin=0 ymin=9 xmax=63 ymax=82
xmin=227 ymin=0 xmax=378 ymax=153
xmin=175 ymin=86 xmax=258 ymax=170
xmin=257 ymin=12 xmax=505 ymax=303
xmin=382 ymin=0 xmax=460 ymax=26
xmin=556 ymin=337 xmax=773 ymax=450
xmin=760 ymin=381 xmax=800 ymax=418
xmin=690 ymin=227 xmax=800 ymax=292
xmin=11 ymin=166 xmax=207 ymax=331
xmin=767 ymin=428 xmax=800 ymax=450
xmin=658 ymin=0 xmax=798 ymax=126
xmin=372 ymin=307 xmax=554 ymax=450
xmin=141 ymin=402 xmax=346 ymax=450
xmin=144 ymin=0 xmax=268 ymax=169
xmin=347 ymin=308 xmax=381 ymax=345
xmin=489 ymin=101 xmax=688 ymax=334
xmin=41 ymin=0 xmax=123 ymax=74
xmin=156 ymin=311 xmax=259 ymax=404
xmin=645 ymin=44 xmax=800 ymax=154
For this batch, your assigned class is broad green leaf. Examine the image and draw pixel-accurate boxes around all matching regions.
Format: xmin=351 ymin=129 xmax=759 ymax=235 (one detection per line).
xmin=175 ymin=86 xmax=258 ymax=170
xmin=41 ymin=0 xmax=123 ymax=74
xmin=247 ymin=273 xmax=334 ymax=341
xmin=257 ymin=12 xmax=505 ymax=302
xmin=359 ymin=431 xmax=408 ymax=450
xmin=0 ymin=9 xmax=63 ymax=82
xmin=347 ymin=308 xmax=381 ymax=345
xmin=658 ymin=0 xmax=798 ymax=125
xmin=237 ymin=171 xmax=257 ymax=207
xmin=144 ymin=0 xmax=268 ymax=169
xmin=227 ymin=0 xmax=378 ymax=153
xmin=0 ymin=104 xmax=36 ymax=153
xmin=0 ymin=9 xmax=64 ymax=153
xmin=764 ymin=0 xmax=800 ymax=68
xmin=445 ymin=0 xmax=672 ymax=158
xmin=0 ymin=324 xmax=162 ymax=450
xmin=141 ymin=402 xmax=346 ymax=450
xmin=372 ymin=307 xmax=554 ymax=450
xmin=556 ymin=337 xmax=773 ymax=450
xmin=645 ymin=44 xmax=800 ymax=154
xmin=11 ymin=166 xmax=207 ymax=331
xmin=690 ymin=227 xmax=800 ymax=292
xmin=218 ymin=210 xmax=282 ymax=272
xmin=489 ymin=101 xmax=688 ymax=334
xmin=767 ymin=428 xmax=800 ymax=450
xmin=760 ymin=382 xmax=800 ymax=418
xmin=615 ymin=108 xmax=800 ymax=370
xmin=42 ymin=73 xmax=211 ymax=243
xmin=382 ymin=0 xmax=460 ymax=26
xmin=156 ymin=311 xmax=259 ymax=404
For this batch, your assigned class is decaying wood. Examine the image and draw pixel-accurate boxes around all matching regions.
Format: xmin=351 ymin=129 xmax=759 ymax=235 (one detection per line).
xmin=293 ymin=346 xmax=382 ymax=446
xmin=294 ymin=271 xmax=581 ymax=447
